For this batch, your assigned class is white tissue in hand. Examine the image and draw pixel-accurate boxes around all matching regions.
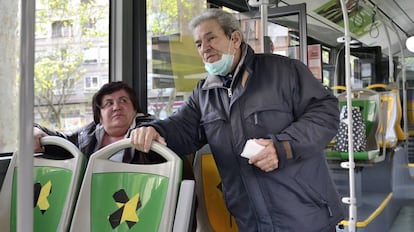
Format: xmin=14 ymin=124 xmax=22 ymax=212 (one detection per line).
xmin=240 ymin=139 xmax=265 ymax=159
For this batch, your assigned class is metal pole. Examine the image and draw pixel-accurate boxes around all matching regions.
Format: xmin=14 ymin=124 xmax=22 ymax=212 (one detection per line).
xmin=260 ymin=0 xmax=269 ymax=53
xmin=17 ymin=0 xmax=35 ymax=231
xmin=339 ymin=0 xmax=357 ymax=231
xmin=378 ymin=17 xmax=394 ymax=83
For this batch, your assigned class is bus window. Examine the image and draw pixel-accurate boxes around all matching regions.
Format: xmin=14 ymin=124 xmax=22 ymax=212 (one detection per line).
xmin=0 ymin=0 xmax=19 ymax=153
xmin=34 ymin=0 xmax=110 ymax=131
xmin=146 ymin=0 xmax=207 ymax=119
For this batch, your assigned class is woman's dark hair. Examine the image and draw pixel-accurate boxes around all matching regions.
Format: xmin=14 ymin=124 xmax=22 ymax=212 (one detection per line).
xmin=92 ymin=81 xmax=141 ymax=123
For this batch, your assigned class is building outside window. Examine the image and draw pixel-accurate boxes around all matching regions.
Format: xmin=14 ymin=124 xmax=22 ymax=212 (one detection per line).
xmin=84 ymin=76 xmax=99 ymax=90
xmin=34 ymin=0 xmax=109 ymax=130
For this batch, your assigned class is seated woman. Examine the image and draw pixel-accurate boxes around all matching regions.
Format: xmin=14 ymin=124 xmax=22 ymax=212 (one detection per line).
xmin=34 ymin=81 xmax=164 ymax=164
xmin=34 ymin=81 xmax=196 ymax=231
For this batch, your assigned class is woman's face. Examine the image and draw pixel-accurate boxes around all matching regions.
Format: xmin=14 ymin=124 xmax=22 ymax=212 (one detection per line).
xmin=99 ymin=89 xmax=137 ymax=135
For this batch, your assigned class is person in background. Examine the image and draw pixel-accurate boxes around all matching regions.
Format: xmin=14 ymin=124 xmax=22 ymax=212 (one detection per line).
xmin=264 ymin=35 xmax=275 ymax=54
xmin=129 ymin=8 xmax=343 ymax=232
xmin=33 ymin=81 xmax=164 ymax=164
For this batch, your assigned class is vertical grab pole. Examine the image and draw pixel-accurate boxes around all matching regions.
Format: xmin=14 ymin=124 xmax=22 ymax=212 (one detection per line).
xmin=249 ymin=0 xmax=269 ymax=53
xmin=18 ymin=0 xmax=35 ymax=232
xmin=260 ymin=0 xmax=269 ymax=53
xmin=379 ymin=19 xmax=394 ymax=84
xmin=339 ymin=0 xmax=357 ymax=231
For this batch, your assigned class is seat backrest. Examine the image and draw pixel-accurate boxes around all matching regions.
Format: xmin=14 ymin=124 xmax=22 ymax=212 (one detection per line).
xmin=393 ymin=88 xmax=407 ymax=140
xmin=366 ymin=84 xmax=403 ymax=147
xmin=193 ymin=145 xmax=238 ymax=232
xmin=331 ymin=85 xmax=347 ymax=96
xmin=377 ymin=91 xmax=398 ymax=148
xmin=0 ymin=136 xmax=85 ymax=232
xmin=337 ymin=89 xmax=381 ymax=151
xmin=69 ymin=139 xmax=183 ymax=232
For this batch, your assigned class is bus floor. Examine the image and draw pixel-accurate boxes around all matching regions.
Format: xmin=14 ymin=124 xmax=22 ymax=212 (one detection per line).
xmin=389 ymin=201 xmax=414 ymax=232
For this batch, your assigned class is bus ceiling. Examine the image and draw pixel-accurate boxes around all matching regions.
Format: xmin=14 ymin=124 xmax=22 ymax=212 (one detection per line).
xmin=207 ymin=0 xmax=414 ymax=56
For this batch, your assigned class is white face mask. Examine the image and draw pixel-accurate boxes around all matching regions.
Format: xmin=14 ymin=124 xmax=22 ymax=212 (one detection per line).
xmin=204 ymin=38 xmax=235 ymax=76
xmin=204 ymin=53 xmax=234 ymax=76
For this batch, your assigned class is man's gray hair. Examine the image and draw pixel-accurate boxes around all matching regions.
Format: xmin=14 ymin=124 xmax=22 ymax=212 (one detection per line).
xmin=189 ymin=8 xmax=243 ymax=41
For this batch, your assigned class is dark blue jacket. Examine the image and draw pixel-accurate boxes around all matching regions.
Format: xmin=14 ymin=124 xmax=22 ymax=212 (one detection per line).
xmin=149 ymin=43 xmax=344 ymax=231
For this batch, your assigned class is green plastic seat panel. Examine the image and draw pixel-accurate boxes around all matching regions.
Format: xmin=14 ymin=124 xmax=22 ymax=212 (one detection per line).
xmin=90 ymin=172 xmax=169 ymax=232
xmin=11 ymin=167 xmax=72 ymax=232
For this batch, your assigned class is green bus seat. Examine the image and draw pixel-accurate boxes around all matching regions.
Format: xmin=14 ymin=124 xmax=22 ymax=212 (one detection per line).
xmin=69 ymin=139 xmax=195 ymax=232
xmin=0 ymin=136 xmax=85 ymax=232
xmin=193 ymin=145 xmax=238 ymax=232
xmin=326 ymin=89 xmax=381 ymax=161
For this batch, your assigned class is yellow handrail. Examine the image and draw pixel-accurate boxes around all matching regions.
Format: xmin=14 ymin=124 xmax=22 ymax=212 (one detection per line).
xmin=331 ymin=85 xmax=347 ymax=91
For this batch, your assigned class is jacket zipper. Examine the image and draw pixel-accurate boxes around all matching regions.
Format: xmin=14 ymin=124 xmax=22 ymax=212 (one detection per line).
xmin=227 ymin=88 xmax=232 ymax=97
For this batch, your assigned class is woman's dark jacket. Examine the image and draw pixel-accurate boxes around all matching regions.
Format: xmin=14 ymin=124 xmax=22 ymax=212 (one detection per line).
xmin=34 ymin=114 xmax=165 ymax=164
xmin=146 ymin=43 xmax=344 ymax=231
